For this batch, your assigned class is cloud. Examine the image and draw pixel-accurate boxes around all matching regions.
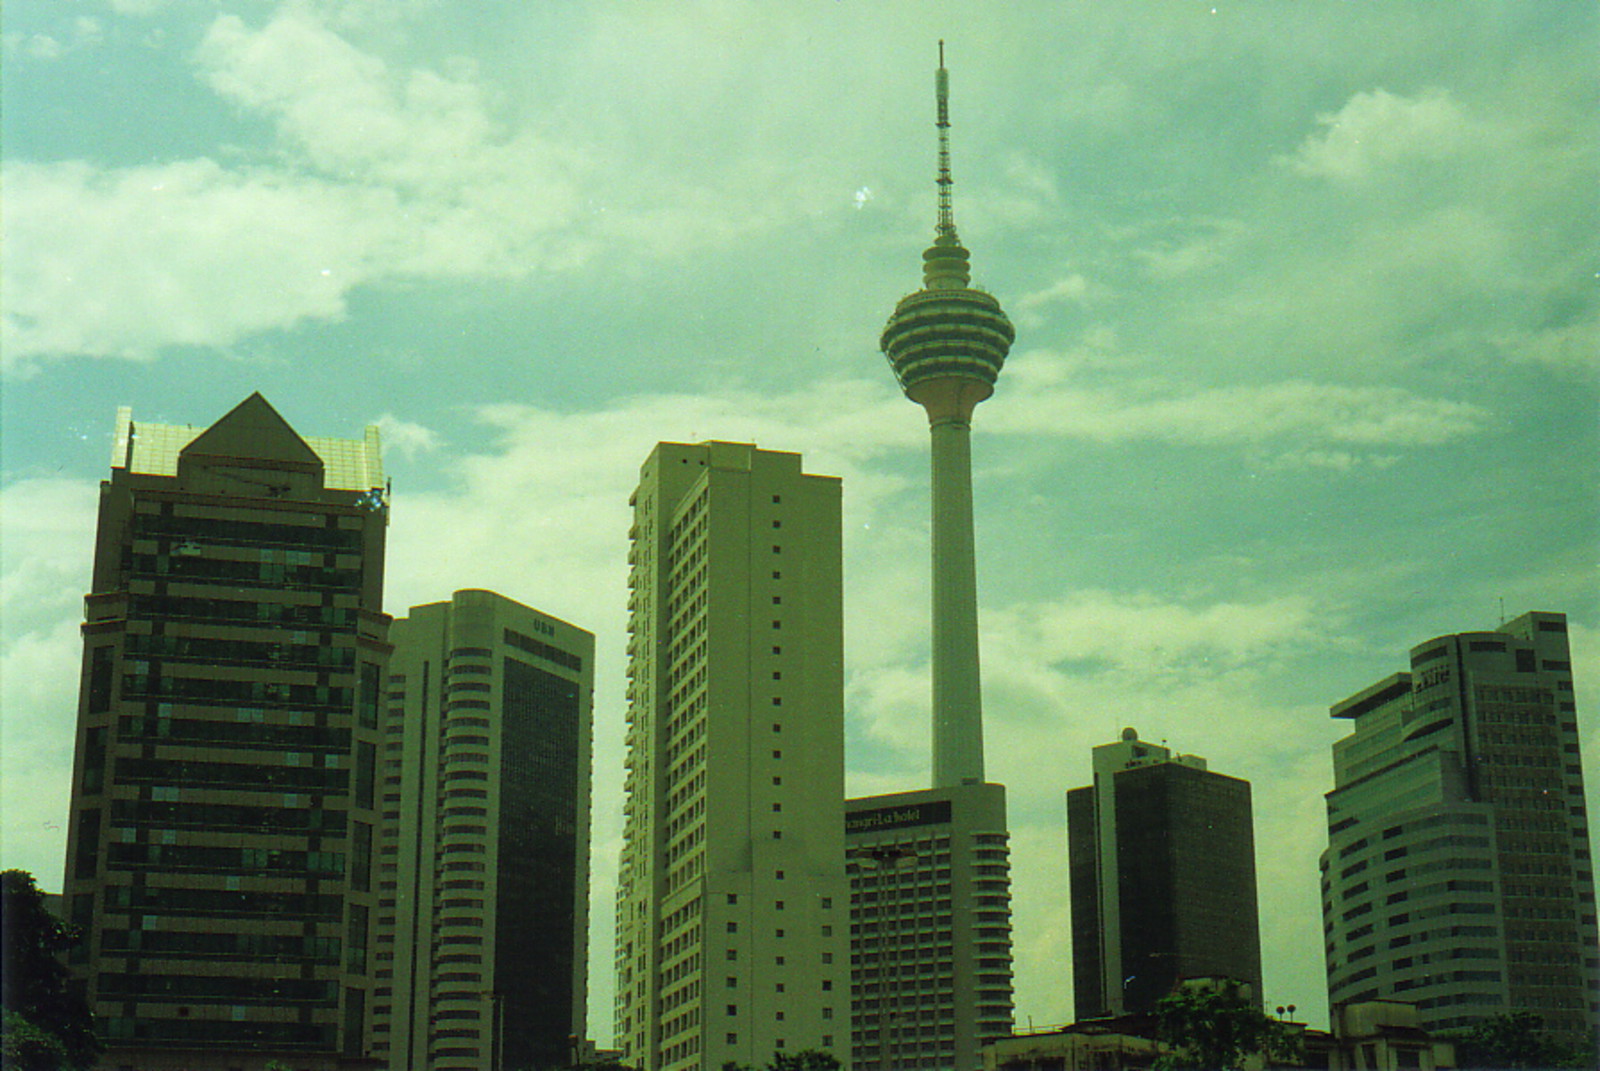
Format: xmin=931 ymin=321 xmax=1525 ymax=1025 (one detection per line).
xmin=2 ymin=159 xmax=404 ymax=366
xmin=2 ymin=8 xmax=598 ymax=367
xmin=373 ymin=413 xmax=441 ymax=460
xmin=1284 ymin=88 xmax=1475 ymax=183
xmin=0 ymin=477 xmax=97 ymax=879
xmin=993 ymin=364 xmax=1489 ymax=452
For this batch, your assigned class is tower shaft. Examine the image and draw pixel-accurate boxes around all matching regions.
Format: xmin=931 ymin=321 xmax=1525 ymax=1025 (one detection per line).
xmin=930 ymin=418 xmax=984 ymax=786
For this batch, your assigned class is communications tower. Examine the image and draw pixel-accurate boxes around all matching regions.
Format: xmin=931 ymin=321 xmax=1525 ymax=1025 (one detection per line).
xmin=848 ymin=45 xmax=1015 ymax=1071
xmin=880 ymin=41 xmax=1015 ymax=788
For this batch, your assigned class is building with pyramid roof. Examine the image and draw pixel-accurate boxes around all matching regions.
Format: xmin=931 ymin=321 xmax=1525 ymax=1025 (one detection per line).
xmin=62 ymin=394 xmax=391 ymax=1069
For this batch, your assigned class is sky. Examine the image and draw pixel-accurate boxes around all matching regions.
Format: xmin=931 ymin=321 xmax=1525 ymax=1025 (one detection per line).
xmin=3 ymin=0 xmax=1597 ymax=1041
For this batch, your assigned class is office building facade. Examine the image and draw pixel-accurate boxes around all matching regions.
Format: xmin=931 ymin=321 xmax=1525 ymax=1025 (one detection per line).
xmin=62 ymin=393 xmax=389 ymax=1068
xmin=1067 ymin=729 xmax=1262 ymax=1019
xmin=845 ymin=786 xmax=1012 ymax=1071
xmin=613 ymin=442 xmax=849 ymax=1071
xmin=1321 ymin=611 xmax=1597 ymax=1049
xmin=372 ymin=590 xmax=593 ymax=1071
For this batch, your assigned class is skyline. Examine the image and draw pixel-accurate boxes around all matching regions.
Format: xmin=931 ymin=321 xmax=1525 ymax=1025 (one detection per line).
xmin=3 ymin=0 xmax=1597 ymax=1040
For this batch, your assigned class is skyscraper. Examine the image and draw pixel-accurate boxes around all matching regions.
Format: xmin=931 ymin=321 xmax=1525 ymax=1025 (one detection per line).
xmin=1321 ymin=611 xmax=1597 ymax=1051
xmin=614 ymin=442 xmax=849 ymax=1071
xmin=62 ymin=393 xmax=389 ymax=1069
xmin=848 ymin=43 xmax=1016 ymax=1071
xmin=372 ymin=590 xmax=594 ymax=1071
xmin=1065 ymin=729 xmax=1263 ymax=1019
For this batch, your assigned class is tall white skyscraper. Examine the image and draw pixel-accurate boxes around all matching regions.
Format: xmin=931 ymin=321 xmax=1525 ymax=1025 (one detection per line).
xmin=614 ymin=442 xmax=850 ymax=1071
xmin=849 ymin=43 xmax=1016 ymax=1071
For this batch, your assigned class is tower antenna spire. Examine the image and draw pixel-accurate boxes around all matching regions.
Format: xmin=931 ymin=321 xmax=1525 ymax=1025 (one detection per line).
xmin=935 ymin=40 xmax=956 ymax=240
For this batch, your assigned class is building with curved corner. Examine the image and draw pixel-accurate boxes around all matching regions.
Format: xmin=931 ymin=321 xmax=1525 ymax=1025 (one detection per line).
xmin=1320 ymin=611 xmax=1597 ymax=1051
xmin=372 ymin=589 xmax=593 ymax=1071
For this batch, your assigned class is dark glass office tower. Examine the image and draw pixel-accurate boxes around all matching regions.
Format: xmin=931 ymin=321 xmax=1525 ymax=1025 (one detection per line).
xmin=1067 ymin=729 xmax=1263 ymax=1018
xmin=62 ymin=393 xmax=390 ymax=1069
xmin=373 ymin=590 xmax=593 ymax=1071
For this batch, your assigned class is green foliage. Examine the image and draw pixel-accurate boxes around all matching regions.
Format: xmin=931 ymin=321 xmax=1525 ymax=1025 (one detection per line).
xmin=1152 ymin=980 xmax=1299 ymax=1071
xmin=766 ymin=1051 xmax=842 ymax=1071
xmin=0 ymin=871 xmax=100 ymax=1071
xmin=1453 ymin=1011 xmax=1595 ymax=1070
xmin=720 ymin=1050 xmax=841 ymax=1071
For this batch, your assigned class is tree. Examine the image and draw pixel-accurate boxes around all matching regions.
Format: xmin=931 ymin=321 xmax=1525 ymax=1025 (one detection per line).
xmin=722 ymin=1050 xmax=841 ymax=1071
xmin=766 ymin=1052 xmax=841 ymax=1071
xmin=1 ymin=870 xmax=100 ymax=1071
xmin=1152 ymin=979 xmax=1300 ymax=1071
xmin=1454 ymin=1011 xmax=1595 ymax=1070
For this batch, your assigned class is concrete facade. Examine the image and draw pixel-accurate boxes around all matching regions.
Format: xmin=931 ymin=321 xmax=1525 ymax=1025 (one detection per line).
xmin=1067 ymin=729 xmax=1262 ymax=1018
xmin=62 ymin=394 xmax=389 ymax=1069
xmin=846 ymin=785 xmax=1013 ymax=1071
xmin=373 ymin=590 xmax=593 ymax=1071
xmin=613 ymin=442 xmax=849 ymax=1071
xmin=1320 ymin=611 xmax=1598 ymax=1050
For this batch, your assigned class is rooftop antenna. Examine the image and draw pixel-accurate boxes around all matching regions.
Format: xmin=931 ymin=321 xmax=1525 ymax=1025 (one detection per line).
xmin=935 ymin=39 xmax=957 ymax=241
xmin=1499 ymin=597 xmax=1506 ymax=627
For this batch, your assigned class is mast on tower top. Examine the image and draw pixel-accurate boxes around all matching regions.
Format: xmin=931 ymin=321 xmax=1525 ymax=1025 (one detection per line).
xmin=935 ymin=39 xmax=956 ymax=242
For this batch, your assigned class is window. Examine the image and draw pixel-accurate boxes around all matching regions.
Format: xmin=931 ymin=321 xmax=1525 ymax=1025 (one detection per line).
xmin=727 ymin=922 xmax=738 ymax=933
xmin=727 ymin=1005 xmax=737 ymax=1016
xmin=727 ymin=949 xmax=737 ymax=961
xmin=821 ymin=897 xmax=832 ymax=909
xmin=727 ymin=977 xmax=737 ymax=988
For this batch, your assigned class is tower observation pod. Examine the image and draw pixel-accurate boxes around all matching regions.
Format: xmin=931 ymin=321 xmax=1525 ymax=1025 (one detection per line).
xmin=880 ymin=41 xmax=1014 ymax=788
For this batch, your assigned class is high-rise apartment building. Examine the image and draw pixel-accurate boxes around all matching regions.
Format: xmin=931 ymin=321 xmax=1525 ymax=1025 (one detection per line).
xmin=62 ymin=393 xmax=389 ymax=1069
xmin=1066 ymin=729 xmax=1263 ymax=1019
xmin=372 ymin=590 xmax=594 ymax=1071
xmin=1321 ymin=611 xmax=1597 ymax=1050
xmin=848 ymin=44 xmax=1016 ymax=1071
xmin=614 ymin=442 xmax=849 ymax=1071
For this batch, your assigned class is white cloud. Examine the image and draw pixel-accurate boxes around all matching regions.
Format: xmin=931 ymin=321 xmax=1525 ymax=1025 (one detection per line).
xmin=1285 ymin=88 xmax=1475 ymax=183
xmin=2 ymin=158 xmax=404 ymax=366
xmin=373 ymin=413 xmax=440 ymax=460
xmin=0 ymin=478 xmax=97 ymax=879
xmin=993 ymin=364 xmax=1489 ymax=452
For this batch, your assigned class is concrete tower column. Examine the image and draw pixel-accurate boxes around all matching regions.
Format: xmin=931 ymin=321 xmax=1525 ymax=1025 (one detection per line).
xmin=929 ymin=415 xmax=984 ymax=785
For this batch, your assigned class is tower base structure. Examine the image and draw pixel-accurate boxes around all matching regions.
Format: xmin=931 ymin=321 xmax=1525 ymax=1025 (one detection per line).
xmin=846 ymin=784 xmax=1013 ymax=1071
